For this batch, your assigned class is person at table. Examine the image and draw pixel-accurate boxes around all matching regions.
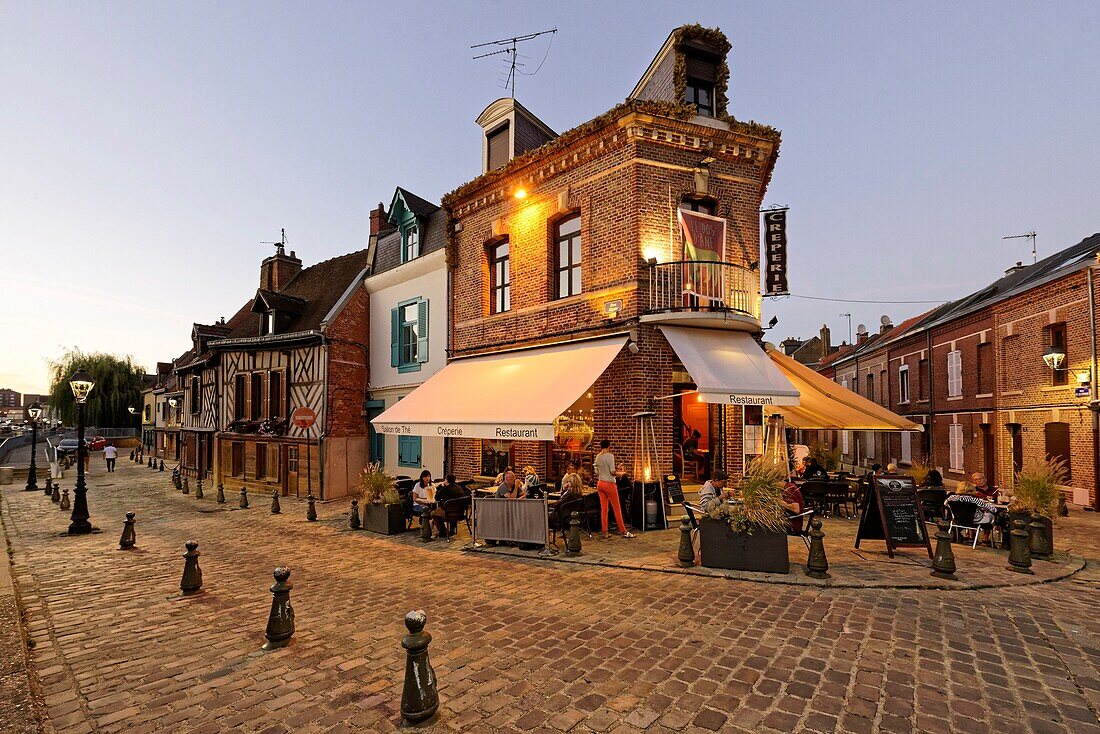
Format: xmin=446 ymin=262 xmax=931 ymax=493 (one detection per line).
xmin=802 ymin=457 xmax=829 ymax=481
xmin=970 ymin=472 xmax=998 ymax=502
xmin=923 ymin=469 xmax=944 ymax=488
xmin=411 ymin=470 xmax=434 ymax=524
xmin=946 ymin=484 xmax=1000 ymax=543
xmin=559 ymin=471 xmax=584 ymax=503
xmin=782 ymin=481 xmax=806 ymax=533
xmin=698 ymin=470 xmax=731 ymax=514
xmin=432 ymin=474 xmax=466 ymax=538
xmin=494 ymin=470 xmax=525 ymax=499
xmin=594 ymin=439 xmax=635 ymax=539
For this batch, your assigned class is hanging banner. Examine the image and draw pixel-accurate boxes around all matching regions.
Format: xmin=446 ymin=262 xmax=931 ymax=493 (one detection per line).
xmin=678 ymin=209 xmax=726 ymax=303
xmin=762 ymin=208 xmax=789 ymax=296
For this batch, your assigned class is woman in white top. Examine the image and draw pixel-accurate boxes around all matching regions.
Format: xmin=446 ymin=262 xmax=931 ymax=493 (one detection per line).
xmin=594 ymin=440 xmax=634 ymax=539
xmin=412 ymin=470 xmax=434 ymax=527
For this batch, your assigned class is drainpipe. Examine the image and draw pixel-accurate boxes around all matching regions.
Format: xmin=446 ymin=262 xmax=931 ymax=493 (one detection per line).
xmin=926 ymin=329 xmax=935 ymax=464
xmin=1089 ymin=266 xmax=1099 ymax=511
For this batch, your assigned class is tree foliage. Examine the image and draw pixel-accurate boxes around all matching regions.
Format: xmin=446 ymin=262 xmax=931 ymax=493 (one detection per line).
xmin=48 ymin=349 xmax=147 ymax=428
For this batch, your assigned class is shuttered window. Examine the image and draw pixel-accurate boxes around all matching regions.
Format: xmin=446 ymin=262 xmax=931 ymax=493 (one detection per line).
xmin=1044 ymin=422 xmax=1071 ymax=481
xmin=949 ymin=423 xmax=964 ymax=471
xmin=947 ymin=350 xmax=963 ymax=397
xmin=190 ymin=376 xmax=201 ymax=415
xmin=250 ymin=373 xmax=263 ymax=420
xmin=684 ymin=53 xmax=717 ymax=116
xmin=487 ymin=124 xmax=510 ymax=171
xmin=269 ymin=372 xmax=282 ymax=419
xmin=901 ymin=431 xmax=912 ymax=464
xmin=391 ymin=298 xmax=429 ymax=372
xmin=398 ymin=435 xmax=422 ymax=468
xmin=234 ymin=374 xmax=247 ymax=420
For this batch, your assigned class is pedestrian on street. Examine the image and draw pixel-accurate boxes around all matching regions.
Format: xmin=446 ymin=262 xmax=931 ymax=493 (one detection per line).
xmin=594 ymin=439 xmax=634 ymax=540
xmin=103 ymin=442 xmax=118 ymax=473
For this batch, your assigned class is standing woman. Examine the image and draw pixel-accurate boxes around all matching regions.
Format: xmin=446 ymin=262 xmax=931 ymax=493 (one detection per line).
xmin=593 ymin=440 xmax=634 ymax=539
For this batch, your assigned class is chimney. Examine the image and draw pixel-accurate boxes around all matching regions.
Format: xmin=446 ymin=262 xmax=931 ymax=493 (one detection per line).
xmin=780 ymin=337 xmax=803 ymax=356
xmin=879 ymin=315 xmax=893 ymax=334
xmin=819 ymin=324 xmax=831 ymax=353
xmin=856 ymin=324 xmax=869 ymax=345
xmin=369 ymin=203 xmax=387 ymax=235
xmin=260 ymin=245 xmax=303 ymax=291
xmin=1005 ymin=261 xmax=1027 ymax=276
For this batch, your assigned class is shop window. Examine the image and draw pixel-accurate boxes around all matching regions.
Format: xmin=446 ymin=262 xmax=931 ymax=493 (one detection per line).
xmin=684 ymin=53 xmax=717 ymax=116
xmin=1046 ymin=323 xmax=1068 ymax=386
xmin=977 ymin=343 xmax=994 ymax=394
xmin=391 ymin=299 xmax=428 ymax=372
xmin=898 ymin=365 xmax=910 ymax=404
xmin=482 ymin=440 xmax=513 ymax=477
xmin=256 ymin=443 xmax=267 ymax=479
xmin=250 ymin=373 xmax=263 ymax=421
xmin=554 ymin=214 xmax=582 ymax=299
xmin=234 ymin=374 xmax=247 ymax=420
xmin=190 ymin=376 xmax=200 ymax=415
xmin=1044 ymin=422 xmax=1071 ymax=481
xmin=398 ymin=435 xmax=422 ymax=468
xmin=490 ymin=240 xmax=510 ymax=314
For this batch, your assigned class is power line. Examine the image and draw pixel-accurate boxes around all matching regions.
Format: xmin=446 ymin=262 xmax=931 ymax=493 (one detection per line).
xmin=769 ymin=294 xmax=947 ymax=305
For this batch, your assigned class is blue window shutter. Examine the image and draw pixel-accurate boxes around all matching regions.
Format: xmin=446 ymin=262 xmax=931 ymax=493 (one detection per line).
xmin=416 ymin=299 xmax=429 ymax=363
xmin=390 ymin=307 xmax=400 ymax=367
xmin=398 ymin=435 xmax=422 ymax=467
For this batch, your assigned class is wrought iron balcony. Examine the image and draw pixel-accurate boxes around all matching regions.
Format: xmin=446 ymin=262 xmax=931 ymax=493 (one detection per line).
xmin=645 ymin=260 xmax=760 ymax=323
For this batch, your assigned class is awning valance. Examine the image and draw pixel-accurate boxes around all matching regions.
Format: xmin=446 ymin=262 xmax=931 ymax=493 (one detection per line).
xmin=659 ymin=326 xmax=801 ymax=406
xmin=370 ymin=335 xmax=627 ymax=441
xmin=764 ymin=346 xmax=923 ymax=431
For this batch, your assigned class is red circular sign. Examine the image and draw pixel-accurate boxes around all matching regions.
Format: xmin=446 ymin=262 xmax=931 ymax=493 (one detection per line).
xmin=290 ymin=407 xmax=317 ymax=429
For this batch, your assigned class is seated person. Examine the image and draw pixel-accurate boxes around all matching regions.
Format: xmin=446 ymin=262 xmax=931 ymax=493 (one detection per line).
xmin=923 ymin=469 xmax=944 ymax=488
xmin=494 ymin=470 xmax=525 ymax=499
xmin=946 ymin=484 xmax=999 ymax=542
xmin=970 ymin=472 xmax=998 ymax=502
xmin=698 ymin=470 xmax=731 ymax=514
xmin=559 ymin=471 xmax=584 ymax=503
xmin=886 ymin=462 xmax=898 ymax=474
xmin=411 ymin=470 xmax=434 ymax=523
xmin=432 ymin=474 xmax=466 ymax=538
xmin=802 ymin=457 xmax=829 ymax=481
xmin=682 ymin=429 xmax=708 ymax=474
xmin=782 ymin=482 xmax=806 ymax=533
xmin=524 ymin=472 xmax=543 ymax=499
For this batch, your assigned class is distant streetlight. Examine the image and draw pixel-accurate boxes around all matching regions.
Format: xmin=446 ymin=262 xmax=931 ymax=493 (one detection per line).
xmin=68 ymin=369 xmax=95 ymax=535
xmin=24 ymin=402 xmax=42 ymax=492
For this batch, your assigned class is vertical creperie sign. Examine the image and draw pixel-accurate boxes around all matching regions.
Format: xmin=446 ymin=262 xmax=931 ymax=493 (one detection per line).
xmin=762 ymin=208 xmax=789 ymax=296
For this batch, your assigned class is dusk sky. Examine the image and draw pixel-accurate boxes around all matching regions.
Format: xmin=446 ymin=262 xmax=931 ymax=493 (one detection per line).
xmin=3 ymin=2 xmax=1098 ymax=394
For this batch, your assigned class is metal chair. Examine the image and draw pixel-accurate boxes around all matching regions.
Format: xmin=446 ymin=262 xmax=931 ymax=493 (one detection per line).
xmin=917 ymin=488 xmax=948 ymax=522
xmin=786 ymin=508 xmax=817 ymax=549
xmin=438 ymin=495 xmax=472 ymax=540
xmin=946 ymin=498 xmax=996 ymax=549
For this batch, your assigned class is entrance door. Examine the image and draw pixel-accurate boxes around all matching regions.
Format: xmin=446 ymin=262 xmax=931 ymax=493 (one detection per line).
xmin=1008 ymin=425 xmax=1023 ymax=483
xmin=286 ymin=445 xmax=299 ymax=496
xmin=366 ymin=400 xmax=385 ymax=467
xmin=673 ymin=386 xmax=710 ymax=480
xmin=981 ymin=424 xmax=994 ymax=481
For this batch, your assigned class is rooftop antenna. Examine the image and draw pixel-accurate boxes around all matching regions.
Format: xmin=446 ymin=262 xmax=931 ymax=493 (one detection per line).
xmin=839 ymin=313 xmax=852 ymax=344
xmin=261 ymin=228 xmax=288 ymax=255
xmin=472 ymin=28 xmax=557 ymax=98
xmin=1003 ymin=231 xmax=1037 ymax=264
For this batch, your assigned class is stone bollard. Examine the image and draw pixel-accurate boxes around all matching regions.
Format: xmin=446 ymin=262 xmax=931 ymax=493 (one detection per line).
xmin=306 ymin=494 xmax=317 ymax=522
xmin=180 ymin=541 xmax=203 ymax=594
xmin=400 ymin=610 xmax=439 ymax=725
xmin=1007 ymin=519 xmax=1033 ymax=574
xmin=349 ymin=500 xmax=361 ymax=530
xmin=51 ymin=483 xmax=60 ymax=503
xmin=59 ymin=488 xmax=70 ymax=511
xmin=159 ymin=460 xmax=164 ymax=472
xmin=1028 ymin=514 xmax=1052 ymax=558
xmin=240 ymin=487 xmax=249 ymax=509
xmin=182 ymin=476 xmax=190 ymax=494
xmin=419 ymin=511 xmax=433 ymax=542
xmin=262 ymin=567 xmax=295 ymax=651
xmin=271 ymin=490 xmax=281 ymax=515
xmin=566 ymin=511 xmax=583 ymax=556
xmin=119 ymin=512 xmax=136 ymax=549
xmin=216 ymin=483 xmax=225 ymax=504
xmin=676 ymin=516 xmax=694 ymax=567
xmin=195 ymin=478 xmax=203 ymax=500
xmin=930 ymin=519 xmax=957 ymax=580
xmin=805 ymin=518 xmax=830 ymax=579
xmin=44 ymin=478 xmax=53 ymax=496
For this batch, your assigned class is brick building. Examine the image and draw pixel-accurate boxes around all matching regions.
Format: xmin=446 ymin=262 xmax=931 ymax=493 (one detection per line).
xmin=0 ymin=388 xmax=20 ymax=408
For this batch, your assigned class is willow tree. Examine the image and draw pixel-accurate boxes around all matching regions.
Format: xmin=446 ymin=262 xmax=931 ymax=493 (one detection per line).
xmin=48 ymin=350 xmax=147 ymax=428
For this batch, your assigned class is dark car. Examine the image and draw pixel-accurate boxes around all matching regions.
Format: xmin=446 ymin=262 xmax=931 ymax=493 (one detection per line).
xmin=55 ymin=438 xmax=86 ymax=458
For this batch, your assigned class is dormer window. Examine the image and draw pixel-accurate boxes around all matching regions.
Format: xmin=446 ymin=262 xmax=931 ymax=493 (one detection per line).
xmin=403 ymin=225 xmax=420 ymax=262
xmin=684 ymin=53 xmax=717 ymax=116
xmin=261 ymin=310 xmax=276 ymax=336
xmin=487 ymin=123 xmax=510 ymax=171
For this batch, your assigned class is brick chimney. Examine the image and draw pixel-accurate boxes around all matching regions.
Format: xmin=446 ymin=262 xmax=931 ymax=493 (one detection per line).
xmin=369 ymin=203 xmax=387 ymax=235
xmin=819 ymin=324 xmax=831 ymax=353
xmin=780 ymin=337 xmax=803 ymax=356
xmin=260 ymin=244 xmax=302 ymax=291
xmin=856 ymin=324 xmax=869 ymax=345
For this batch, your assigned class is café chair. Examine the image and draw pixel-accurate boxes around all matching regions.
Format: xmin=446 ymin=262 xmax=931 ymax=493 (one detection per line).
xmin=945 ymin=499 xmax=997 ymax=549
xmin=786 ymin=508 xmax=818 ymax=550
xmin=550 ymin=496 xmax=588 ymax=542
xmin=917 ymin=488 xmax=948 ymax=522
xmin=438 ymin=495 xmax=472 ymax=541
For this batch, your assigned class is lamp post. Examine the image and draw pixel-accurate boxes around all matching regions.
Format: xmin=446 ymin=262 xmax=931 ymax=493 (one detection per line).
xmin=68 ymin=369 xmax=95 ymax=535
xmin=24 ymin=402 xmax=42 ymax=491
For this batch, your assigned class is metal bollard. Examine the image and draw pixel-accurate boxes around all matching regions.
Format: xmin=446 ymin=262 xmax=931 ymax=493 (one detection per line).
xmin=419 ymin=511 xmax=433 ymax=541
xmin=805 ymin=518 xmax=830 ymax=579
xmin=195 ymin=478 xmax=203 ymax=500
xmin=119 ymin=512 xmax=136 ymax=549
xmin=180 ymin=540 xmax=203 ymax=594
xmin=349 ymin=500 xmax=361 ymax=530
xmin=59 ymin=488 xmax=70 ymax=511
xmin=159 ymin=460 xmax=164 ymax=472
xmin=44 ymin=477 xmax=53 ymax=496
xmin=306 ymin=494 xmax=317 ymax=522
xmin=262 ymin=567 xmax=295 ymax=651
xmin=240 ymin=487 xmax=249 ymax=509
xmin=271 ymin=490 xmax=281 ymax=514
xmin=930 ymin=519 xmax=957 ymax=580
xmin=129 ymin=450 xmax=135 ymax=461
xmin=401 ymin=610 xmax=439 ymax=725
xmin=676 ymin=516 xmax=694 ymax=566
xmin=182 ymin=476 xmax=190 ymax=494
xmin=1007 ymin=519 xmax=1033 ymax=574
xmin=566 ymin=511 xmax=583 ymax=556
xmin=216 ymin=483 xmax=225 ymax=504
xmin=1028 ymin=514 xmax=1052 ymax=558
xmin=51 ymin=483 xmax=60 ymax=503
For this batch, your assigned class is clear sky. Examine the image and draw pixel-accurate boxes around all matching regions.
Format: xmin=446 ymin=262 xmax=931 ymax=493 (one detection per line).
xmin=3 ymin=1 xmax=1098 ymax=394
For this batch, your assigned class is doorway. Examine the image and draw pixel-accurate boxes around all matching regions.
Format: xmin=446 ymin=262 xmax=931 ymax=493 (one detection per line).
xmin=673 ymin=385 xmax=710 ymax=480
xmin=1007 ymin=424 xmax=1023 ymax=484
xmin=980 ymin=424 xmax=994 ymax=482
xmin=286 ymin=445 xmax=299 ymax=497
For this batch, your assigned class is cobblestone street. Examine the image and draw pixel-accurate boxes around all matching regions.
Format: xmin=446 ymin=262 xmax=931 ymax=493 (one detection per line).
xmin=2 ymin=461 xmax=1099 ymax=733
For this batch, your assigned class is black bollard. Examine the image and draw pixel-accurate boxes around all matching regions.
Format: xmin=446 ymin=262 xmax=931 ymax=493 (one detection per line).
xmin=349 ymin=500 xmax=361 ymax=530
xmin=271 ymin=490 xmax=281 ymax=514
xmin=306 ymin=494 xmax=317 ymax=522
xmin=930 ymin=519 xmax=957 ymax=580
xmin=180 ymin=540 xmax=203 ymax=594
xmin=159 ymin=460 xmax=164 ymax=472
xmin=419 ymin=511 xmax=433 ymax=542
xmin=566 ymin=511 xmax=583 ymax=556
xmin=44 ymin=477 xmax=53 ymax=496
xmin=216 ymin=483 xmax=225 ymax=504
xmin=805 ymin=518 xmax=830 ymax=579
xmin=129 ymin=450 xmax=135 ymax=461
xmin=1028 ymin=514 xmax=1052 ymax=558
xmin=119 ymin=512 xmax=136 ymax=549
xmin=51 ymin=483 xmax=60 ymax=503
xmin=262 ymin=567 xmax=295 ymax=650
xmin=1007 ymin=519 xmax=1033 ymax=574
xmin=59 ymin=488 xmax=70 ymax=511
xmin=676 ymin=516 xmax=694 ymax=567
xmin=182 ymin=476 xmax=190 ymax=494
xmin=240 ymin=487 xmax=249 ymax=509
xmin=401 ymin=610 xmax=439 ymax=725
xmin=195 ymin=478 xmax=203 ymax=500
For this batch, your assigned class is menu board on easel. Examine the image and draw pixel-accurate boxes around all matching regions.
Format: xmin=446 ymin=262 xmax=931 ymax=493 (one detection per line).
xmin=665 ymin=475 xmax=685 ymax=505
xmin=855 ymin=476 xmax=932 ymax=558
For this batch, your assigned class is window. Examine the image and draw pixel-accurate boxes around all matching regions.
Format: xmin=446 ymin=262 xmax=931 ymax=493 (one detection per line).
xmin=864 ymin=431 xmax=875 ymax=459
xmin=143 ymin=405 xmax=151 ymax=421
xmin=842 ymin=431 xmax=850 ymax=455
xmin=482 ymin=440 xmax=513 ymax=476
xmin=234 ymin=374 xmax=247 ymax=420
xmin=977 ymin=343 xmax=994 ymax=394
xmin=190 ymin=376 xmax=200 ymax=415
xmin=398 ymin=435 xmax=422 ymax=468
xmin=1002 ymin=336 xmax=1021 ymax=390
xmin=684 ymin=53 xmax=717 ymax=116
xmin=1046 ymin=323 xmax=1068 ymax=386
xmin=261 ymin=311 xmax=275 ymax=336
xmin=250 ymin=373 xmax=263 ymax=421
xmin=918 ymin=358 xmax=928 ymax=400
xmin=491 ymin=240 xmax=510 ymax=313
xmin=680 ymin=199 xmax=716 ymax=216
xmin=866 ymin=373 xmax=875 ymax=403
xmin=899 ymin=365 xmax=910 ymax=404
xmin=391 ymin=299 xmax=428 ymax=372
xmin=947 ymin=350 xmax=963 ymax=397
xmin=269 ymin=372 xmax=282 ymax=419
xmin=402 ymin=225 xmax=420 ymax=262
xmin=231 ymin=442 xmax=244 ymax=477
xmin=487 ymin=123 xmax=509 ymax=171
xmin=901 ymin=431 xmax=912 ymax=464
xmin=555 ymin=214 xmax=582 ymax=299
xmin=1044 ymin=422 xmax=1071 ymax=481
xmin=256 ymin=443 xmax=267 ymax=478
xmin=949 ymin=423 xmax=964 ymax=471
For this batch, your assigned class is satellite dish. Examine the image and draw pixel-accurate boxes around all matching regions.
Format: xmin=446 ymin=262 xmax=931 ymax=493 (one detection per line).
xmin=856 ymin=324 xmax=868 ymax=334
xmin=880 ymin=315 xmax=891 ymax=326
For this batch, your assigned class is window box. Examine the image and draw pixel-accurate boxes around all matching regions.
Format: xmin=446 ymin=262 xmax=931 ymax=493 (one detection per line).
xmin=698 ymin=518 xmax=789 ymax=574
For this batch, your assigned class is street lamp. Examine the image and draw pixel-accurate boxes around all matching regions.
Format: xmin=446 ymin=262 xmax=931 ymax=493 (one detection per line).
xmin=68 ymin=369 xmax=95 ymax=535
xmin=24 ymin=402 xmax=42 ymax=492
xmin=1042 ymin=345 xmax=1066 ymax=371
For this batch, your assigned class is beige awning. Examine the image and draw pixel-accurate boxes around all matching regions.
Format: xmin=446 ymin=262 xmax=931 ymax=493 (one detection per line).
xmin=764 ymin=346 xmax=923 ymax=431
xmin=660 ymin=326 xmax=801 ymax=406
xmin=371 ymin=335 xmax=627 ymax=441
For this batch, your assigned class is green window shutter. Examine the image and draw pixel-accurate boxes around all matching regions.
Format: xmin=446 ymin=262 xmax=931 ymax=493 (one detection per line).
xmin=390 ymin=307 xmax=400 ymax=367
xmin=416 ymin=299 xmax=429 ymax=363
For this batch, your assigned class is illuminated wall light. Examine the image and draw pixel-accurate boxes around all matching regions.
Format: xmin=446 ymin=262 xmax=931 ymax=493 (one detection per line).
xmin=513 ymin=187 xmax=527 ymax=199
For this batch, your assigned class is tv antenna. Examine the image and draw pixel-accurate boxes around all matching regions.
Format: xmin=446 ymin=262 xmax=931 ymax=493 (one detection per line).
xmin=1003 ymin=230 xmax=1037 ymax=264
xmin=839 ymin=313 xmax=852 ymax=344
xmin=472 ymin=28 xmax=557 ymax=97
xmin=261 ymin=228 xmax=288 ymax=254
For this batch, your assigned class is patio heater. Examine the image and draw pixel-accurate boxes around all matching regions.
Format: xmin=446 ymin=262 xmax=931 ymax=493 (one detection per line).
xmin=631 ymin=410 xmax=667 ymax=531
xmin=762 ymin=413 xmax=791 ymax=477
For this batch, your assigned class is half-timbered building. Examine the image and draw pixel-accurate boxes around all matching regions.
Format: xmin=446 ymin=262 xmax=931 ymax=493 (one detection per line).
xmin=176 ymin=321 xmax=230 ymax=481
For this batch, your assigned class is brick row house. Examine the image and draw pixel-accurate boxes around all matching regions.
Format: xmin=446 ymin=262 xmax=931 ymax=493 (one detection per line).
xmin=811 ymin=233 xmax=1100 ymax=509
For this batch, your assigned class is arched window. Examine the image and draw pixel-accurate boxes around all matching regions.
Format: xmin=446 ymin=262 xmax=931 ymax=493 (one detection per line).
xmin=555 ymin=214 xmax=582 ymax=299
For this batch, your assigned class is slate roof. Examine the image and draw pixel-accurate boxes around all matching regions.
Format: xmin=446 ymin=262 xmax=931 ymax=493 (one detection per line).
xmin=372 ymin=188 xmax=446 ymax=276
xmin=394 ymin=187 xmax=439 ymax=218
xmin=253 ymin=289 xmax=306 ymax=315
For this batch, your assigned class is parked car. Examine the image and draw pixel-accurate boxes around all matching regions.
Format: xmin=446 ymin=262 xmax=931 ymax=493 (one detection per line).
xmin=55 ymin=438 xmax=86 ymax=457
xmin=86 ymin=436 xmax=107 ymax=451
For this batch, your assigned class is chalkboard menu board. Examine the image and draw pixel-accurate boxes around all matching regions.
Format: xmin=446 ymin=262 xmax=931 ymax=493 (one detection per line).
xmin=855 ymin=476 xmax=932 ymax=558
xmin=665 ymin=475 xmax=684 ymax=505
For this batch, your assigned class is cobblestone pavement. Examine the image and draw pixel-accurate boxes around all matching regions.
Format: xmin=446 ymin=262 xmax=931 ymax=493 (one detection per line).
xmin=2 ymin=461 xmax=1099 ymax=734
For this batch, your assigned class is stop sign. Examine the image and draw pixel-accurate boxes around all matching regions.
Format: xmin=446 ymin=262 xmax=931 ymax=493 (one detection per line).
xmin=290 ymin=407 xmax=317 ymax=429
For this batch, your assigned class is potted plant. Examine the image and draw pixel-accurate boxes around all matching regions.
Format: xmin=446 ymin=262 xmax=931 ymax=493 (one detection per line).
xmin=807 ymin=441 xmax=841 ymax=473
xmin=698 ymin=456 xmax=791 ymax=573
xmin=907 ymin=458 xmax=931 ymax=487
xmin=359 ymin=463 xmax=405 ymax=535
xmin=1010 ymin=456 xmax=1065 ymax=556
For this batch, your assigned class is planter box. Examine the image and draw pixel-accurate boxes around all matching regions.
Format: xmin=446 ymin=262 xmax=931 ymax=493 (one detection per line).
xmin=699 ymin=518 xmax=790 ymax=574
xmin=363 ymin=504 xmax=405 ymax=535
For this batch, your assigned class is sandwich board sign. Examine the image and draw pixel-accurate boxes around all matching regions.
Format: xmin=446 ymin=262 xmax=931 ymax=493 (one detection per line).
xmin=855 ymin=475 xmax=932 ymax=559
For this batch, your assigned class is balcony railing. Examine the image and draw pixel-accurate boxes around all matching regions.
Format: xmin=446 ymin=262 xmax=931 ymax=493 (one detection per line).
xmin=646 ymin=260 xmax=759 ymax=319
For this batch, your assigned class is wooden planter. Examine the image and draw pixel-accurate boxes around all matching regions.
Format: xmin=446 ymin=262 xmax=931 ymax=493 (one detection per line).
xmin=698 ymin=518 xmax=790 ymax=574
xmin=363 ymin=503 xmax=405 ymax=535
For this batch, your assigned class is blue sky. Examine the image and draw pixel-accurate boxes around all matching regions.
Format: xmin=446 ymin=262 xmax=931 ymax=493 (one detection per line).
xmin=3 ymin=1 xmax=1098 ymax=393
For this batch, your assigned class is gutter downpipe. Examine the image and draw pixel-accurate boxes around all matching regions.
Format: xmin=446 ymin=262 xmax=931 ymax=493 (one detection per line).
xmin=926 ymin=329 xmax=934 ymax=465
xmin=1089 ymin=266 xmax=1099 ymax=511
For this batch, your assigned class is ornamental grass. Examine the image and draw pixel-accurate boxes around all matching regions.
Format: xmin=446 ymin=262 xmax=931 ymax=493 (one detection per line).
xmin=1012 ymin=455 xmax=1067 ymax=518
xmin=705 ymin=455 xmax=790 ymax=535
xmin=359 ymin=462 xmax=399 ymax=506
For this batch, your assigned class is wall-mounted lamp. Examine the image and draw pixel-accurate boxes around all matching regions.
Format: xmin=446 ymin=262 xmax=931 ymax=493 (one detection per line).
xmin=1042 ymin=345 xmax=1066 ymax=370
xmin=168 ymin=397 xmax=179 ymax=409
xmin=513 ymin=187 xmax=527 ymax=200
xmin=627 ymin=338 xmax=640 ymax=355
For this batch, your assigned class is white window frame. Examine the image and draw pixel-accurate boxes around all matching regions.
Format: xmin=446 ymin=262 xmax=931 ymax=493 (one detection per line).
xmin=840 ymin=378 xmax=851 ymax=455
xmin=947 ymin=350 xmax=963 ymax=398
xmin=901 ymin=431 xmax=912 ymax=464
xmin=898 ymin=365 xmax=910 ymax=404
xmin=949 ymin=423 xmax=964 ymax=470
